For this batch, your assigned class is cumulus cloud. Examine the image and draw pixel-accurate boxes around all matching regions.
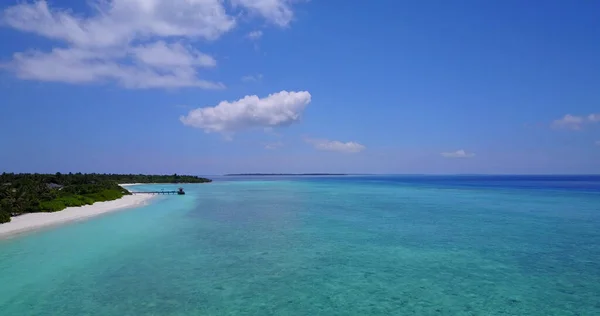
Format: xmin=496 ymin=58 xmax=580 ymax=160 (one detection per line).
xmin=305 ymin=139 xmax=366 ymax=153
xmin=2 ymin=0 xmax=235 ymax=46
xmin=180 ymin=90 xmax=311 ymax=134
xmin=247 ymin=30 xmax=263 ymax=40
xmin=1 ymin=0 xmax=302 ymax=89
xmin=552 ymin=113 xmax=600 ymax=130
xmin=441 ymin=150 xmax=475 ymax=158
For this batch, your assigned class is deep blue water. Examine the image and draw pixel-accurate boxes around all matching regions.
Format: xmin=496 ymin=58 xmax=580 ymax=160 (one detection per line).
xmin=0 ymin=176 xmax=599 ymax=315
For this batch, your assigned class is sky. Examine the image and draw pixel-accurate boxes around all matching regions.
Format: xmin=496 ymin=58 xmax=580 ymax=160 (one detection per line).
xmin=0 ymin=0 xmax=599 ymax=175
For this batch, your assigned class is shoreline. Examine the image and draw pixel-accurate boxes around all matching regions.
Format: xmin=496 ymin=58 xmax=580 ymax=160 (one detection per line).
xmin=0 ymin=194 xmax=154 ymax=239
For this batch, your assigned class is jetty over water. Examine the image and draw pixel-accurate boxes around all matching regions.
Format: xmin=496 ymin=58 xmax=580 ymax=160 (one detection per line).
xmin=130 ymin=188 xmax=186 ymax=195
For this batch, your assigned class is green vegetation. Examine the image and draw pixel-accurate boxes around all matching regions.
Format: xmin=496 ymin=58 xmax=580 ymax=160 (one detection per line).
xmin=0 ymin=209 xmax=9 ymax=224
xmin=0 ymin=173 xmax=212 ymax=224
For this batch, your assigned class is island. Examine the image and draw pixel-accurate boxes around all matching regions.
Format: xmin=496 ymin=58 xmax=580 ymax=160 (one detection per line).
xmin=0 ymin=173 xmax=212 ymax=224
xmin=224 ymin=173 xmax=348 ymax=176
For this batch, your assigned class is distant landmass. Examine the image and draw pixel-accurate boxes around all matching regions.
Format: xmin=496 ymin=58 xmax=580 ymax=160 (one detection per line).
xmin=224 ymin=173 xmax=348 ymax=176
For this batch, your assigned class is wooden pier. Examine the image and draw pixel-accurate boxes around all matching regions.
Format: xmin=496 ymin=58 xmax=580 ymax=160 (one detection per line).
xmin=130 ymin=188 xmax=186 ymax=195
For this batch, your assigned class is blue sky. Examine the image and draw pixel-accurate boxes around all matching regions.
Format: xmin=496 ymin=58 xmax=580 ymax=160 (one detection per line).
xmin=1 ymin=0 xmax=599 ymax=174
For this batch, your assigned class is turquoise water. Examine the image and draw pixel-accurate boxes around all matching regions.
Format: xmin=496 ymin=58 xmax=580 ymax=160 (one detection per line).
xmin=1 ymin=176 xmax=599 ymax=315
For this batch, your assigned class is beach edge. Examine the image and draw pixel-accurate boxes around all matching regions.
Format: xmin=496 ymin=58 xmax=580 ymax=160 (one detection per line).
xmin=0 ymin=193 xmax=154 ymax=239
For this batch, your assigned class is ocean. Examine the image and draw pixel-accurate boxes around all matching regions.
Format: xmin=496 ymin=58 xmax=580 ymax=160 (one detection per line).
xmin=0 ymin=176 xmax=599 ymax=315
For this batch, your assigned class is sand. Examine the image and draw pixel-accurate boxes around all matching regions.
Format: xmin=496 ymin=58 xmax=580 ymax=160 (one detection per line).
xmin=0 ymin=194 xmax=154 ymax=239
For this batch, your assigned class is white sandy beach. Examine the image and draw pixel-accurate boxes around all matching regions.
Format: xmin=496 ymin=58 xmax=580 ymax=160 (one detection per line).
xmin=0 ymin=194 xmax=153 ymax=239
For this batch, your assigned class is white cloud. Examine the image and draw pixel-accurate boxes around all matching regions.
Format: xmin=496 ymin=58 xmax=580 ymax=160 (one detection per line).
xmin=180 ymin=90 xmax=311 ymax=134
xmin=131 ymin=41 xmax=216 ymax=69
xmin=232 ymin=0 xmax=295 ymax=27
xmin=306 ymin=139 xmax=366 ymax=153
xmin=588 ymin=113 xmax=600 ymax=122
xmin=264 ymin=141 xmax=283 ymax=150
xmin=9 ymin=46 xmax=224 ymax=89
xmin=2 ymin=0 xmax=236 ymax=47
xmin=241 ymin=74 xmax=263 ymax=82
xmin=552 ymin=113 xmax=600 ymax=130
xmin=247 ymin=30 xmax=263 ymax=40
xmin=441 ymin=150 xmax=475 ymax=158
xmin=552 ymin=114 xmax=585 ymax=130
xmin=1 ymin=0 xmax=302 ymax=89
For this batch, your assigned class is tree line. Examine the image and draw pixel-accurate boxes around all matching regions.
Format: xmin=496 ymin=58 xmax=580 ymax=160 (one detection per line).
xmin=0 ymin=173 xmax=212 ymax=223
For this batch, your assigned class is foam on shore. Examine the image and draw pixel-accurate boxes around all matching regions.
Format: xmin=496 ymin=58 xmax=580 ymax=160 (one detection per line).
xmin=0 ymin=194 xmax=154 ymax=239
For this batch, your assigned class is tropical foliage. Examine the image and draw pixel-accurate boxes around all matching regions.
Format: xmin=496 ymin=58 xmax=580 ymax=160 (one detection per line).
xmin=0 ymin=173 xmax=211 ymax=223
